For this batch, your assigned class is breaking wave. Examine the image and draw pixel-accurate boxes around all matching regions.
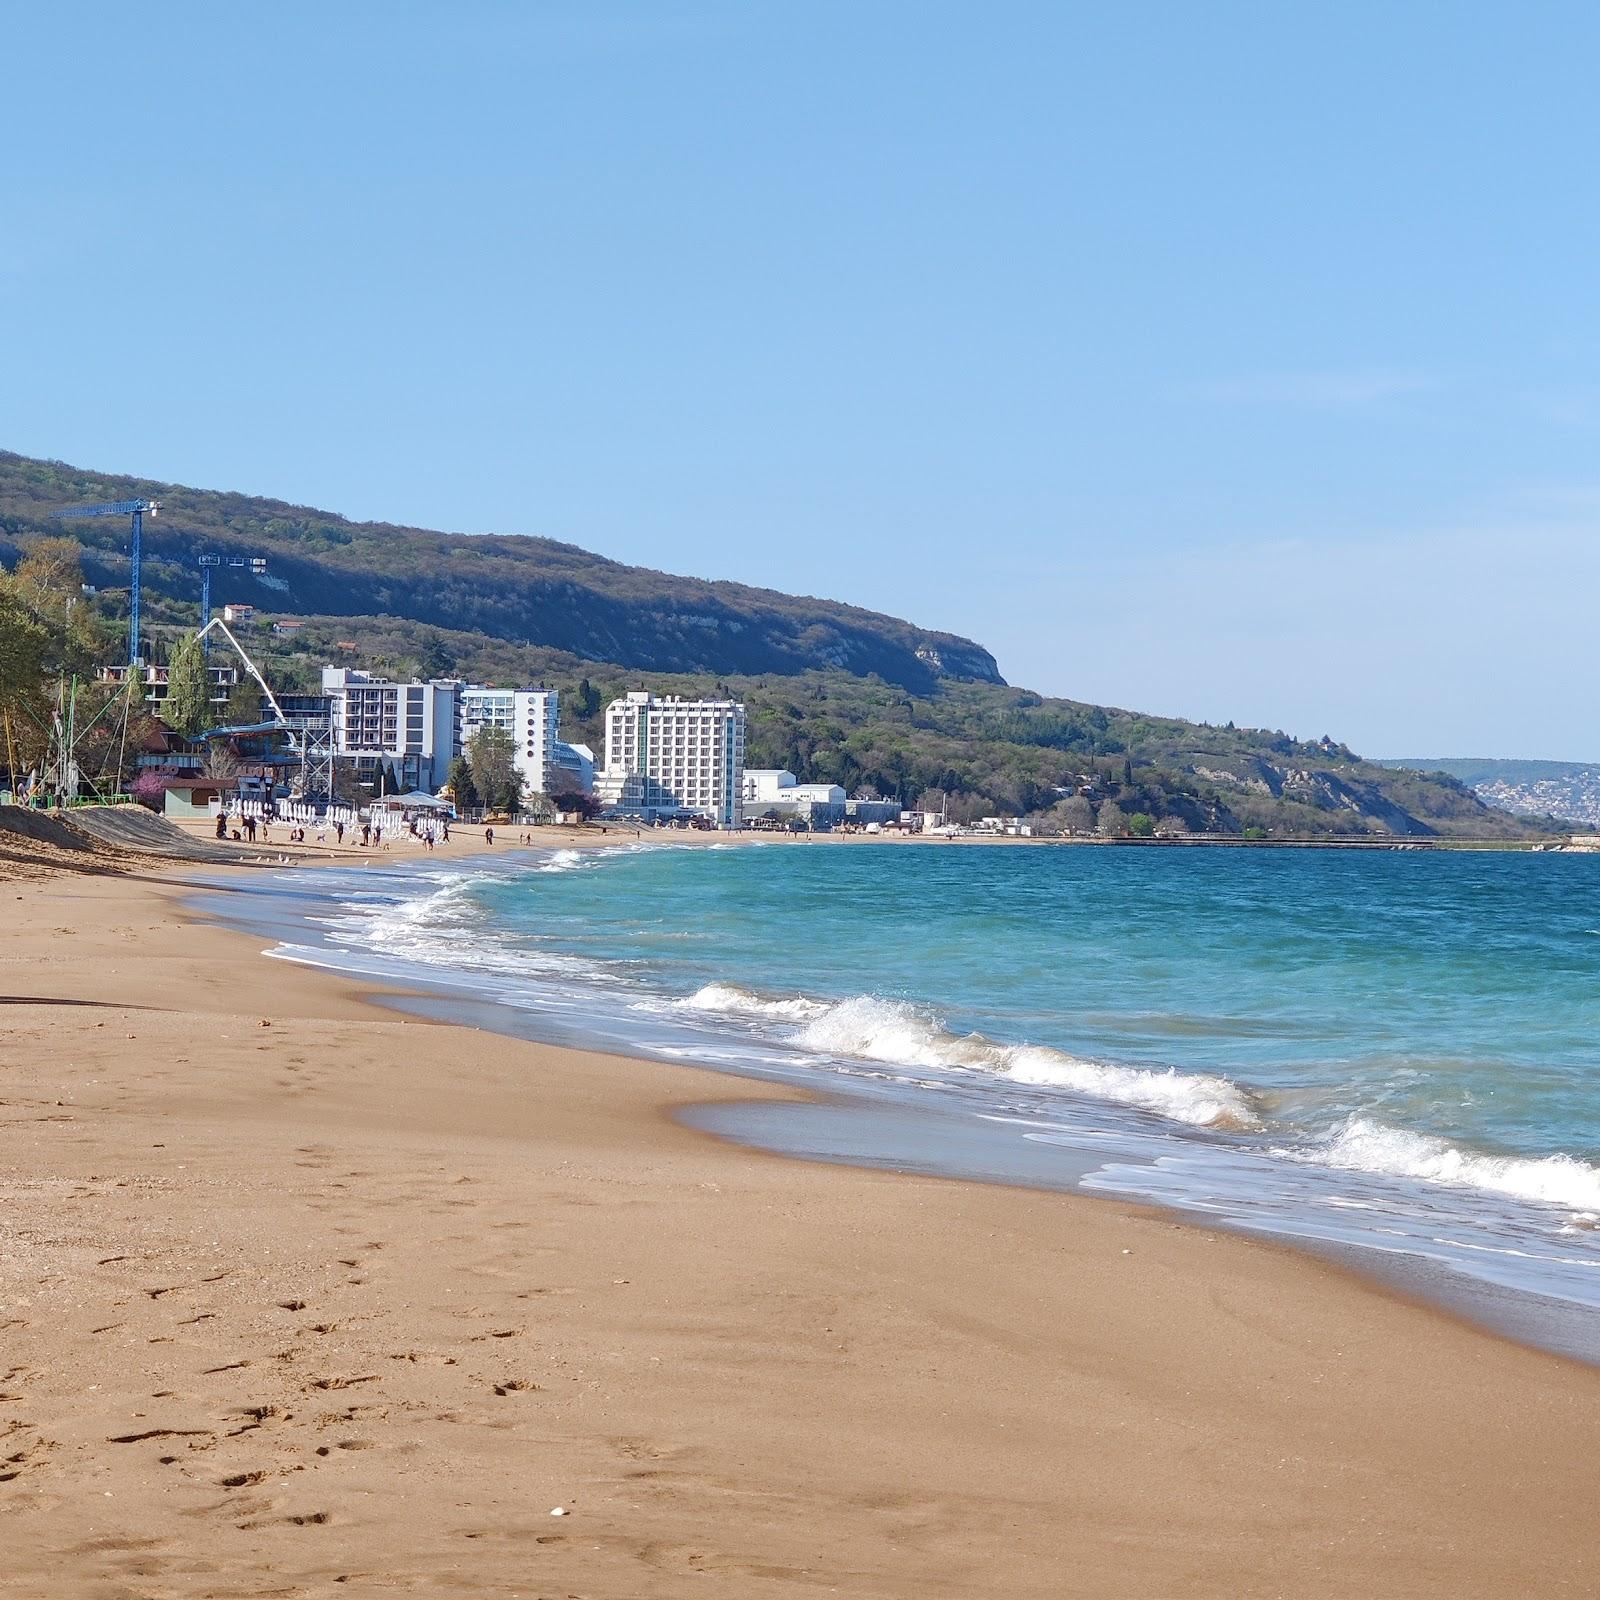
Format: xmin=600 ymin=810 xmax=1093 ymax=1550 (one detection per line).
xmin=320 ymin=871 xmax=605 ymax=983
xmin=673 ymin=982 xmax=830 ymax=1021
xmin=535 ymin=848 xmax=591 ymax=874
xmin=1302 ymin=1116 xmax=1600 ymax=1216
xmin=679 ymin=985 xmax=1260 ymax=1129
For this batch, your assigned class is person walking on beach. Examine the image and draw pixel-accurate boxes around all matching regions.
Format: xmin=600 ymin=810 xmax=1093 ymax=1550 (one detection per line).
xmin=215 ymin=811 xmax=227 ymax=840
xmin=245 ymin=815 xmax=257 ymax=843
xmin=336 ymin=820 xmax=345 ymax=845
xmin=485 ymin=826 xmax=494 ymax=845
xmin=361 ymin=821 xmax=371 ymax=847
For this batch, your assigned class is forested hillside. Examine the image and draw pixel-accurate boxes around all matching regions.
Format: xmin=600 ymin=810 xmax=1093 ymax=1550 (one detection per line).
xmin=194 ymin=611 xmax=1539 ymax=840
xmin=0 ymin=449 xmax=1546 ymax=839
xmin=0 ymin=452 xmax=999 ymax=692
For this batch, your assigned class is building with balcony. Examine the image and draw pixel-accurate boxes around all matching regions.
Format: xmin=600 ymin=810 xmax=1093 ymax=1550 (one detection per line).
xmin=99 ymin=661 xmax=239 ymax=710
xmin=600 ymin=691 xmax=745 ymax=827
xmin=457 ymin=687 xmax=558 ymax=796
xmin=321 ymin=667 xmax=458 ymax=794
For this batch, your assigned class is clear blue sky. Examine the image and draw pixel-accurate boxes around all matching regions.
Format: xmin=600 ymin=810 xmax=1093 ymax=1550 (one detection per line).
xmin=5 ymin=2 xmax=1595 ymax=758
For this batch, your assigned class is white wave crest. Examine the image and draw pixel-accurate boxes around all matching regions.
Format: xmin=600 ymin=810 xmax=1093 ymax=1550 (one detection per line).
xmin=536 ymin=848 xmax=590 ymax=873
xmin=789 ymin=994 xmax=1258 ymax=1129
xmin=1307 ymin=1117 xmax=1600 ymax=1215
xmin=1004 ymin=1047 xmax=1259 ymax=1129
xmin=674 ymin=982 xmax=830 ymax=1021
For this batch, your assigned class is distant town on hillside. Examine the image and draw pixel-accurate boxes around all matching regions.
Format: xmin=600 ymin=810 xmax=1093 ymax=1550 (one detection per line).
xmin=1378 ymin=759 xmax=1600 ymax=830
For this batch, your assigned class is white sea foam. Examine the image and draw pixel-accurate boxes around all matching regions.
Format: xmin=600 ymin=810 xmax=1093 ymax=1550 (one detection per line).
xmin=1003 ymin=1046 xmax=1259 ymax=1129
xmin=1300 ymin=1116 xmax=1600 ymax=1216
xmin=674 ymin=982 xmax=830 ymax=1021
xmin=323 ymin=873 xmax=605 ymax=985
xmin=685 ymin=985 xmax=1258 ymax=1129
xmin=536 ymin=848 xmax=591 ymax=873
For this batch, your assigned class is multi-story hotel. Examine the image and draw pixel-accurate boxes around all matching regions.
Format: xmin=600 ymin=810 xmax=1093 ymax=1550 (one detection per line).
xmin=321 ymin=667 xmax=458 ymax=794
xmin=599 ymin=690 xmax=746 ymax=827
xmin=457 ymin=687 xmax=558 ymax=797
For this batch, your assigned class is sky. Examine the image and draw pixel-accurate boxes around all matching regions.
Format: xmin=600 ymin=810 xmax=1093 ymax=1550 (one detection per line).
xmin=3 ymin=1 xmax=1597 ymax=759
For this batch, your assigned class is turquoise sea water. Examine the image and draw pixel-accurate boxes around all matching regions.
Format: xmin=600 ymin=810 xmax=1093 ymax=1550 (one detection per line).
xmin=220 ymin=840 xmax=1600 ymax=1343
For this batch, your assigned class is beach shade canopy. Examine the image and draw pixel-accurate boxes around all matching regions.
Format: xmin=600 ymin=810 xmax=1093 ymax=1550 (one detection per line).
xmin=371 ymin=791 xmax=453 ymax=811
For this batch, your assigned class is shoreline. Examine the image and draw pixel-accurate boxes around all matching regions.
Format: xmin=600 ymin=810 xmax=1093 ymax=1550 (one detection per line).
xmin=4 ymin=857 xmax=1600 ymax=1594
xmin=212 ymin=836 xmax=1600 ymax=1363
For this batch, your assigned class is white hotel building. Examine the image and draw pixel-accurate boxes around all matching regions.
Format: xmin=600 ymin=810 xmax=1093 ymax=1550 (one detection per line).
xmin=458 ymin=687 xmax=558 ymax=797
xmin=321 ymin=667 xmax=458 ymax=794
xmin=598 ymin=691 xmax=746 ymax=827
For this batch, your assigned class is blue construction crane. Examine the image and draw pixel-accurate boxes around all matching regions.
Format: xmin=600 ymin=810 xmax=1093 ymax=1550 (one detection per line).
xmin=55 ymin=499 xmax=160 ymax=666
xmin=197 ymin=552 xmax=268 ymax=650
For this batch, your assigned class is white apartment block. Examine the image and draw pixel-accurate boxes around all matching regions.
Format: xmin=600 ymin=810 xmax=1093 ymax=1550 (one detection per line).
xmin=458 ymin=687 xmax=558 ymax=796
xmin=602 ymin=691 xmax=746 ymax=827
xmin=321 ymin=667 xmax=458 ymax=793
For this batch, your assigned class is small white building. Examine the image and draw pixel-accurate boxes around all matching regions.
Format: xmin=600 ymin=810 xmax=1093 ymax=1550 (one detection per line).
xmin=742 ymin=769 xmax=798 ymax=807
xmin=222 ymin=603 xmax=255 ymax=625
xmin=741 ymin=769 xmax=848 ymax=828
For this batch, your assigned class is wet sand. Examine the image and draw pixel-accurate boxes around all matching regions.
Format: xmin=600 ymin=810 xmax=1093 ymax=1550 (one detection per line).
xmin=3 ymin=856 xmax=1600 ymax=1597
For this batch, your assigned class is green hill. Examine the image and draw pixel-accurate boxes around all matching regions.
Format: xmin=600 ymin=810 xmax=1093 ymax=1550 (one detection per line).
xmin=0 ymin=451 xmax=999 ymax=693
xmin=0 ymin=449 xmax=1545 ymax=839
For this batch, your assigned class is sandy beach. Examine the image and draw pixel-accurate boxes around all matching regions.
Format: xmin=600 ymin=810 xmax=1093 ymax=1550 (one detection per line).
xmin=4 ymin=841 xmax=1600 ymax=1598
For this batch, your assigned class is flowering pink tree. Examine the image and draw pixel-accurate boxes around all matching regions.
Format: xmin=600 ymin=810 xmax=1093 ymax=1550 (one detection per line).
xmin=131 ymin=771 xmax=170 ymax=811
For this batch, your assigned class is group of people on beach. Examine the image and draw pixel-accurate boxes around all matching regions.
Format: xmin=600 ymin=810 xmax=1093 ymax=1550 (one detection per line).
xmin=214 ymin=807 xmax=454 ymax=853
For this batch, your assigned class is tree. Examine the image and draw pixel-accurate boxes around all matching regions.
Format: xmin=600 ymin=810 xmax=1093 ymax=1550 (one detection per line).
xmin=1097 ymin=800 xmax=1128 ymax=837
xmin=205 ymin=741 xmax=242 ymax=780
xmin=547 ymin=764 xmax=603 ymax=820
xmin=331 ymin=761 xmax=367 ymax=806
xmin=12 ymin=538 xmax=103 ymax=676
xmin=575 ymin=677 xmax=601 ymax=718
xmin=446 ymin=755 xmax=480 ymax=808
xmin=131 ymin=770 xmax=169 ymax=811
xmin=165 ymin=632 xmax=213 ymax=737
xmin=466 ymin=724 xmax=521 ymax=813
xmin=417 ymin=631 xmax=454 ymax=679
xmin=1126 ymin=811 xmax=1156 ymax=838
xmin=223 ymin=674 xmax=261 ymax=727
xmin=0 ymin=590 xmax=50 ymax=713
xmin=1049 ymin=794 xmax=1095 ymax=835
